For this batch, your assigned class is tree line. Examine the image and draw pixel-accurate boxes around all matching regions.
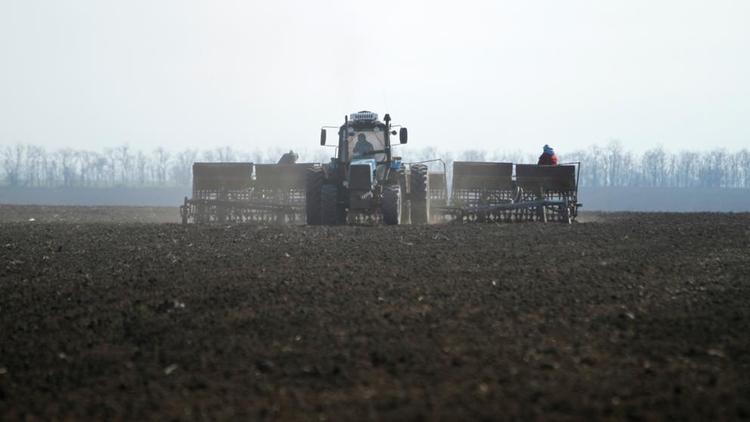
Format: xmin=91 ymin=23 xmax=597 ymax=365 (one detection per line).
xmin=2 ymin=142 xmax=749 ymax=189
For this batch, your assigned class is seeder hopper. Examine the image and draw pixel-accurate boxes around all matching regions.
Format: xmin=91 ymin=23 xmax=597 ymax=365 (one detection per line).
xmin=436 ymin=161 xmax=581 ymax=223
xmin=180 ymin=162 xmax=318 ymax=224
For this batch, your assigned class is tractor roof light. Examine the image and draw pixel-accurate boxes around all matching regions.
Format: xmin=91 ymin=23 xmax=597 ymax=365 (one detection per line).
xmin=350 ymin=111 xmax=378 ymax=122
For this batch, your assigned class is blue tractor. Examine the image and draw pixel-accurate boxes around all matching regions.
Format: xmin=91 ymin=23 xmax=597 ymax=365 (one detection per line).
xmin=306 ymin=111 xmax=429 ymax=225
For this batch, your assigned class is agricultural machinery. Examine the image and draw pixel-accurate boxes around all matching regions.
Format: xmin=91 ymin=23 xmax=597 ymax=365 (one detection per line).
xmin=306 ymin=111 xmax=429 ymax=225
xmin=436 ymin=161 xmax=582 ymax=223
xmin=180 ymin=161 xmax=317 ymax=224
xmin=179 ymin=109 xmax=580 ymax=225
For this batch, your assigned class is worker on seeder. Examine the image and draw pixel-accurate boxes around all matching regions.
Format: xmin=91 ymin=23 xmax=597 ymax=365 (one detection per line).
xmin=537 ymin=144 xmax=558 ymax=165
xmin=278 ymin=150 xmax=299 ymax=164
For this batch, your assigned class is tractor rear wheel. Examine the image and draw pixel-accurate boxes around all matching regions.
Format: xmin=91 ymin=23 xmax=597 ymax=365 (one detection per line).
xmin=382 ymin=184 xmax=401 ymax=225
xmin=305 ymin=168 xmax=324 ymax=225
xmin=321 ymin=184 xmax=340 ymax=225
xmin=410 ymin=164 xmax=430 ymax=224
xmin=399 ymin=168 xmax=411 ymax=225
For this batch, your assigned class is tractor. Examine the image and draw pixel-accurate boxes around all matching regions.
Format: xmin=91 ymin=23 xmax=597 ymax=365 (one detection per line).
xmin=306 ymin=111 xmax=429 ymax=225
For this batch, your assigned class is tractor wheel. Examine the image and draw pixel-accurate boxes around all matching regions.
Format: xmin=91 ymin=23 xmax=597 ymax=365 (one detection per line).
xmin=321 ymin=184 xmax=340 ymax=225
xmin=382 ymin=184 xmax=401 ymax=225
xmin=399 ymin=168 xmax=411 ymax=225
xmin=410 ymin=164 xmax=430 ymax=224
xmin=306 ymin=168 xmax=324 ymax=225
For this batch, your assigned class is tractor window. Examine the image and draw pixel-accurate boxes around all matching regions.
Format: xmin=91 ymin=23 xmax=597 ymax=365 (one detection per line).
xmin=346 ymin=129 xmax=386 ymax=162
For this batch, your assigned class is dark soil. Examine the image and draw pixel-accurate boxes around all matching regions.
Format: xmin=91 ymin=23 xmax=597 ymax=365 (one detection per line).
xmin=0 ymin=204 xmax=179 ymax=223
xmin=1 ymin=207 xmax=749 ymax=420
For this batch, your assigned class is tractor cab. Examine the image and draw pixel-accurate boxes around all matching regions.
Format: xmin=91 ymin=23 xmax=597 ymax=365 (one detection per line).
xmin=340 ymin=111 xmax=389 ymax=163
xmin=320 ymin=110 xmax=408 ymax=165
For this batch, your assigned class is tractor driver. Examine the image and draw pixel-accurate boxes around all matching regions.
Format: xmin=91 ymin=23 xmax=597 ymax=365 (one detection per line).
xmin=352 ymin=133 xmax=374 ymax=158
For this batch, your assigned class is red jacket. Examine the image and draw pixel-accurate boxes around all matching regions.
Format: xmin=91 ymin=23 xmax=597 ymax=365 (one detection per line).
xmin=538 ymin=153 xmax=558 ymax=165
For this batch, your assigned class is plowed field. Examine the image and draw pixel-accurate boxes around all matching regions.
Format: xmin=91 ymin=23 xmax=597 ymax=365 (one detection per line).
xmin=1 ymin=206 xmax=748 ymax=420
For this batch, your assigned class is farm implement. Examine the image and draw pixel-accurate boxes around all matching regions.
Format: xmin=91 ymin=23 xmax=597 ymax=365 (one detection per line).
xmin=434 ymin=161 xmax=581 ymax=223
xmin=180 ymin=110 xmax=581 ymax=225
xmin=180 ymin=162 xmax=317 ymax=224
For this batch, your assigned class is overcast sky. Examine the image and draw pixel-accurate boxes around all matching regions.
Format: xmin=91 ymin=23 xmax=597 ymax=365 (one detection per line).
xmin=1 ymin=0 xmax=748 ymax=154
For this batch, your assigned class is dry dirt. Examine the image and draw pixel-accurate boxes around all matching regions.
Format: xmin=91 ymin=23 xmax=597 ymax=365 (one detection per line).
xmin=0 ymin=205 xmax=749 ymax=420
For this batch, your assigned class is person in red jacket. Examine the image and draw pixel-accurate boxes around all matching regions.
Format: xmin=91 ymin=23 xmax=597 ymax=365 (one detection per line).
xmin=537 ymin=144 xmax=558 ymax=165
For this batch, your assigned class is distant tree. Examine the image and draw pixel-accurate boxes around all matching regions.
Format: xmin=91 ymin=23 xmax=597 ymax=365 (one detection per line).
xmin=172 ymin=149 xmax=198 ymax=186
xmin=91 ymin=154 xmax=108 ymax=186
xmin=56 ymin=149 xmax=76 ymax=187
xmin=2 ymin=142 xmax=750 ymax=190
xmin=113 ymin=145 xmax=133 ymax=185
xmin=23 ymin=145 xmax=45 ymax=187
xmin=1 ymin=144 xmax=25 ymax=186
xmin=135 ymin=151 xmax=148 ymax=186
xmin=44 ymin=156 xmax=58 ymax=187
xmin=200 ymin=149 xmax=215 ymax=163
xmin=698 ymin=150 xmax=727 ymax=188
xmin=460 ymin=149 xmax=487 ymax=162
xmin=738 ymin=150 xmax=750 ymax=188
xmin=153 ymin=147 xmax=170 ymax=185
xmin=642 ymin=147 xmax=667 ymax=187
xmin=676 ymin=151 xmax=697 ymax=188
xmin=604 ymin=140 xmax=624 ymax=187
xmin=214 ymin=146 xmax=236 ymax=162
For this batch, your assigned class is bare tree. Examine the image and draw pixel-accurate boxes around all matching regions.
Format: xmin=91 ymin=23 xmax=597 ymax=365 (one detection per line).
xmin=57 ymin=149 xmax=76 ymax=187
xmin=201 ymin=149 xmax=215 ymax=163
xmin=642 ymin=147 xmax=667 ymax=187
xmin=1 ymin=144 xmax=25 ymax=186
xmin=214 ymin=146 xmax=236 ymax=162
xmin=460 ymin=150 xmax=487 ymax=162
xmin=135 ymin=151 xmax=148 ymax=186
xmin=23 ymin=145 xmax=46 ymax=187
xmin=738 ymin=150 xmax=750 ymax=188
xmin=153 ymin=147 xmax=171 ymax=185
xmin=1 ymin=142 xmax=749 ymax=190
xmin=114 ymin=145 xmax=133 ymax=185
xmin=172 ymin=149 xmax=197 ymax=186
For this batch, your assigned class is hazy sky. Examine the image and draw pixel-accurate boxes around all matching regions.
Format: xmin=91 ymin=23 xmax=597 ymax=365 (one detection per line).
xmin=1 ymin=0 xmax=748 ymax=154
